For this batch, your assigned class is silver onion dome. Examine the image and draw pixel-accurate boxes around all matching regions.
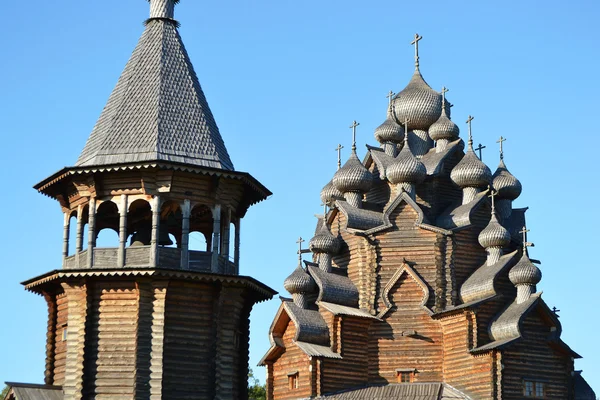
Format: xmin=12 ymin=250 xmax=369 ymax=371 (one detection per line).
xmin=493 ymin=160 xmax=522 ymax=201
xmin=429 ymin=108 xmax=459 ymax=142
xmin=309 ymin=225 xmax=341 ymax=255
xmin=333 ymin=152 xmax=373 ymax=193
xmin=392 ymin=70 xmax=449 ymax=131
xmin=387 ymin=139 xmax=426 ymax=184
xmin=320 ymin=179 xmax=344 ymax=204
xmin=478 ymin=212 xmax=511 ymax=249
xmin=450 ymin=147 xmax=492 ymax=188
xmin=509 ymin=254 xmax=542 ymax=286
xmin=375 ymin=110 xmax=405 ymax=144
xmin=284 ymin=265 xmax=317 ymax=295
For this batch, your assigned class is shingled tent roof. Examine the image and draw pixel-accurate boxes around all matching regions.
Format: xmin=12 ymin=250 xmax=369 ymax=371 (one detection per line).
xmin=75 ymin=10 xmax=234 ymax=170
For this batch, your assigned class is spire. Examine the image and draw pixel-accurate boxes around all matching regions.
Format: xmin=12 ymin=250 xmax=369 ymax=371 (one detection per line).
xmin=149 ymin=0 xmax=177 ymax=20
xmin=350 ymin=120 xmax=360 ymax=152
xmin=335 ymin=144 xmax=344 ymax=170
xmin=411 ymin=33 xmax=423 ymax=69
xmin=76 ymin=0 xmax=234 ymax=170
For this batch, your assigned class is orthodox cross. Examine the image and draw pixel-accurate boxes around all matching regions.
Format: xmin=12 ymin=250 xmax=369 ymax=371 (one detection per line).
xmin=552 ymin=306 xmax=561 ymax=317
xmin=519 ymin=226 xmax=534 ymax=251
xmin=475 ymin=143 xmax=486 ymax=161
xmin=403 ymin=118 xmax=411 ymax=144
xmin=488 ymin=186 xmax=497 ymax=211
xmin=411 ymin=33 xmax=423 ymax=67
xmin=350 ymin=120 xmax=360 ymax=151
xmin=466 ymin=115 xmax=474 ymax=147
xmin=497 ymin=136 xmax=506 ymax=160
xmin=386 ymin=90 xmax=395 ymax=107
xmin=335 ymin=144 xmax=344 ymax=170
xmin=440 ymin=87 xmax=448 ymax=111
xmin=296 ymin=237 xmax=305 ymax=262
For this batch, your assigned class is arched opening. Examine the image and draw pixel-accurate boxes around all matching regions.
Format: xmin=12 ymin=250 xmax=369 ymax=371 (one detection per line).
xmin=80 ymin=205 xmax=89 ymax=252
xmin=229 ymin=221 xmax=236 ymax=261
xmin=67 ymin=211 xmax=78 ymax=256
xmin=127 ymin=199 xmax=152 ymax=247
xmin=95 ymin=201 xmax=120 ymax=247
xmin=160 ymin=200 xmax=182 ymax=248
xmin=190 ymin=204 xmax=213 ymax=252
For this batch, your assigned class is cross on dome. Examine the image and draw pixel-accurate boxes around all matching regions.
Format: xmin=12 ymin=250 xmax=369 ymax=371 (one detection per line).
xmin=466 ymin=115 xmax=474 ymax=148
xmin=475 ymin=143 xmax=486 ymax=161
xmin=296 ymin=237 xmax=305 ymax=263
xmin=386 ymin=90 xmax=395 ymax=106
xmin=497 ymin=136 xmax=507 ymax=160
xmin=149 ymin=0 xmax=178 ymax=19
xmin=349 ymin=120 xmax=360 ymax=152
xmin=403 ymin=118 xmax=411 ymax=143
xmin=411 ymin=33 xmax=423 ymax=68
xmin=519 ymin=226 xmax=534 ymax=251
xmin=335 ymin=144 xmax=344 ymax=169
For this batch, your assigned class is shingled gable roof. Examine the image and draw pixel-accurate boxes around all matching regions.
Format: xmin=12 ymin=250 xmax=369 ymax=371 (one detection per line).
xmin=75 ymin=8 xmax=233 ymax=170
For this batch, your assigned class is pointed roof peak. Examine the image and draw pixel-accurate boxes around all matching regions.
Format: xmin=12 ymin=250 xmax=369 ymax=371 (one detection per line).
xmin=76 ymin=1 xmax=234 ymax=171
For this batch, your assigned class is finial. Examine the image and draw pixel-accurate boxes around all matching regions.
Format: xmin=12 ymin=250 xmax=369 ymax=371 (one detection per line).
xmin=519 ymin=226 xmax=534 ymax=252
xmin=349 ymin=120 xmax=360 ymax=152
xmin=466 ymin=115 xmax=474 ymax=149
xmin=403 ymin=118 xmax=410 ymax=144
xmin=149 ymin=0 xmax=176 ymax=19
xmin=411 ymin=33 xmax=423 ymax=69
xmin=474 ymin=143 xmax=486 ymax=161
xmin=296 ymin=237 xmax=305 ymax=264
xmin=440 ymin=86 xmax=448 ymax=112
xmin=335 ymin=144 xmax=344 ymax=170
xmin=387 ymin=90 xmax=395 ymax=107
xmin=497 ymin=136 xmax=506 ymax=160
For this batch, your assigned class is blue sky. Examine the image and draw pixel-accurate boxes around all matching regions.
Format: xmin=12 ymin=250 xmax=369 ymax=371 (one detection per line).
xmin=1 ymin=0 xmax=598 ymax=393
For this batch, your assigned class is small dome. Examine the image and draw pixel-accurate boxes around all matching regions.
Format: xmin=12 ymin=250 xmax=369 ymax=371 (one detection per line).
xmin=450 ymin=146 xmax=492 ymax=188
xmin=309 ymin=224 xmax=341 ymax=254
xmin=387 ymin=140 xmax=426 ymax=184
xmin=320 ymin=179 xmax=344 ymax=204
xmin=509 ymin=254 xmax=542 ymax=286
xmin=392 ymin=69 xmax=449 ymax=131
xmin=375 ymin=111 xmax=405 ymax=144
xmin=284 ymin=265 xmax=316 ymax=295
xmin=429 ymin=108 xmax=459 ymax=142
xmin=478 ymin=212 xmax=511 ymax=249
xmin=333 ymin=152 xmax=373 ymax=193
xmin=493 ymin=160 xmax=522 ymax=201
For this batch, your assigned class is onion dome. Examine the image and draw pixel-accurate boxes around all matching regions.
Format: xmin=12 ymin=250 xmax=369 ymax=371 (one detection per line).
xmin=333 ymin=152 xmax=373 ymax=193
xmin=509 ymin=253 xmax=542 ymax=286
xmin=478 ymin=212 xmax=511 ymax=249
xmin=493 ymin=159 xmax=522 ymax=200
xmin=320 ymin=179 xmax=344 ymax=204
xmin=387 ymin=136 xmax=426 ymax=184
xmin=429 ymin=105 xmax=459 ymax=142
xmin=309 ymin=224 xmax=341 ymax=255
xmin=392 ymin=69 xmax=449 ymax=131
xmin=284 ymin=265 xmax=316 ymax=295
xmin=451 ymin=145 xmax=492 ymax=188
xmin=375 ymin=108 xmax=405 ymax=144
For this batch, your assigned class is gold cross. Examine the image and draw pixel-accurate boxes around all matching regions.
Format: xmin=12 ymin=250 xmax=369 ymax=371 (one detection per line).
xmin=411 ymin=33 xmax=423 ymax=67
xmin=335 ymin=144 xmax=344 ymax=169
xmin=475 ymin=143 xmax=486 ymax=161
xmin=466 ymin=115 xmax=474 ymax=145
xmin=497 ymin=136 xmax=507 ymax=160
xmin=386 ymin=90 xmax=395 ymax=106
xmin=349 ymin=120 xmax=360 ymax=151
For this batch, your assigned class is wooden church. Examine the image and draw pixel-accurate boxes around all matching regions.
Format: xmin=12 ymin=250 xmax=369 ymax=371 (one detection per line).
xmin=4 ymin=1 xmax=276 ymax=399
xmin=259 ymin=36 xmax=596 ymax=399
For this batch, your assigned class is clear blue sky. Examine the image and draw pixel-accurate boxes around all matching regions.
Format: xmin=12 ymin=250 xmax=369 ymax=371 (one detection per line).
xmin=1 ymin=0 xmax=598 ymax=393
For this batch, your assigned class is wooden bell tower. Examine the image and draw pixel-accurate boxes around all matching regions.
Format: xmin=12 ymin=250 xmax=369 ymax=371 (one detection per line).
xmin=21 ymin=1 xmax=275 ymax=399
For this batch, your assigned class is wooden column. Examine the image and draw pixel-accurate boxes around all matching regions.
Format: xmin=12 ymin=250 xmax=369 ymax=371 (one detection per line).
xmin=42 ymin=292 xmax=57 ymax=385
xmin=61 ymin=281 xmax=88 ymax=400
xmin=87 ymin=198 xmax=96 ymax=268
xmin=222 ymin=208 xmax=231 ymax=262
xmin=234 ymin=218 xmax=241 ymax=274
xmin=75 ymin=205 xmax=84 ymax=267
xmin=118 ymin=194 xmax=129 ymax=268
xmin=180 ymin=199 xmax=191 ymax=270
xmin=150 ymin=196 xmax=160 ymax=268
xmin=211 ymin=204 xmax=221 ymax=273
xmin=62 ymin=212 xmax=70 ymax=265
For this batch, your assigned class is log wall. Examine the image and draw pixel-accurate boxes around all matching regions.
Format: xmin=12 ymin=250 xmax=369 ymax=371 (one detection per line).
xmin=53 ymin=292 xmax=68 ymax=386
xmin=272 ymin=320 xmax=312 ymax=400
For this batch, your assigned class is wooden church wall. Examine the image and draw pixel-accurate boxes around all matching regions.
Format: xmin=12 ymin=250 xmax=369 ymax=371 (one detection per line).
xmin=453 ymin=229 xmax=488 ymax=295
xmin=272 ymin=319 xmax=312 ymax=400
xmin=320 ymin=314 xmax=371 ymax=394
xmin=439 ymin=312 xmax=495 ymax=399
xmin=501 ymin=310 xmax=572 ymax=399
xmin=53 ymin=292 xmax=69 ymax=386
xmin=162 ymin=281 xmax=217 ymax=400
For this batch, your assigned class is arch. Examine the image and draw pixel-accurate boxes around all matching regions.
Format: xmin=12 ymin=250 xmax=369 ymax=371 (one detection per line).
xmin=377 ymin=260 xmax=431 ymax=319
xmin=189 ymin=231 xmax=209 ymax=252
xmin=95 ymin=200 xmax=120 ymax=247
xmin=160 ymin=200 xmax=182 ymax=247
xmin=229 ymin=220 xmax=236 ymax=260
xmin=190 ymin=204 xmax=213 ymax=250
xmin=127 ymin=199 xmax=152 ymax=247
xmin=96 ymin=227 xmax=120 ymax=248
xmin=80 ymin=204 xmax=89 ymax=252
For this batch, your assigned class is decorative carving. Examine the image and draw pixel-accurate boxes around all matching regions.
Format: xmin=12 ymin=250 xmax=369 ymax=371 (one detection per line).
xmin=377 ymin=259 xmax=431 ymax=319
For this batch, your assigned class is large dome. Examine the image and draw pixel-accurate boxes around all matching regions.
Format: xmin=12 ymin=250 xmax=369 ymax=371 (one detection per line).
xmin=509 ymin=254 xmax=542 ymax=286
xmin=333 ymin=152 xmax=373 ymax=193
xmin=387 ymin=139 xmax=426 ymax=185
xmin=493 ymin=160 xmax=522 ymax=200
xmin=284 ymin=265 xmax=316 ymax=295
xmin=478 ymin=212 xmax=511 ymax=249
xmin=451 ymin=146 xmax=492 ymax=189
